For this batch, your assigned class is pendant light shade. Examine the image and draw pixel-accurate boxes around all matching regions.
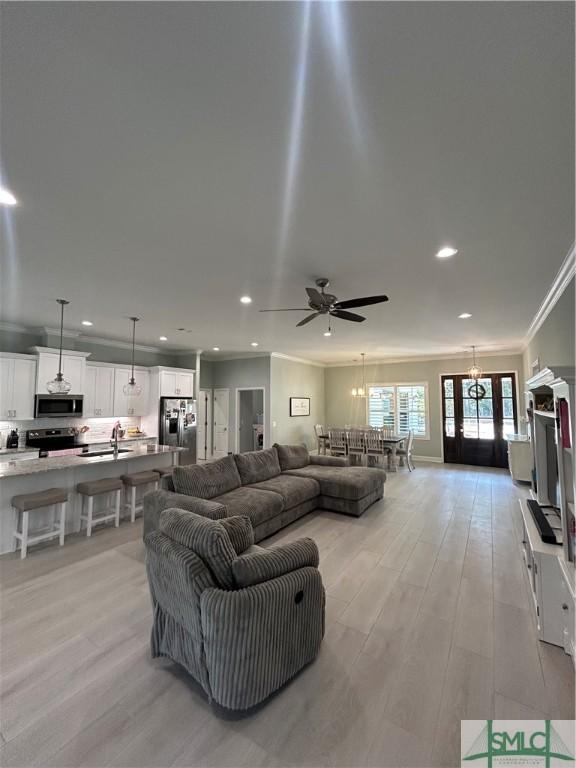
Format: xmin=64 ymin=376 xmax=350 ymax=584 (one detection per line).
xmin=46 ymin=299 xmax=72 ymax=394
xmin=123 ymin=317 xmax=142 ymax=397
xmin=351 ymin=353 xmax=368 ymax=398
xmin=467 ymin=345 xmax=483 ymax=380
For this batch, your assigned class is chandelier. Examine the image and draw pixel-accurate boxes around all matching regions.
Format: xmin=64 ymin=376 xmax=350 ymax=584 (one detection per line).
xmin=123 ymin=317 xmax=142 ymax=397
xmin=467 ymin=345 xmax=483 ymax=380
xmin=46 ymin=299 xmax=72 ymax=394
xmin=351 ymin=353 xmax=367 ymax=398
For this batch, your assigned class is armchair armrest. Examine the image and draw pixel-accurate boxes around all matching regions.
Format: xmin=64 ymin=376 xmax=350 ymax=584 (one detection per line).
xmin=143 ymin=489 xmax=227 ymax=539
xmin=232 ymin=537 xmax=319 ymax=588
xmin=310 ymin=454 xmax=350 ymax=467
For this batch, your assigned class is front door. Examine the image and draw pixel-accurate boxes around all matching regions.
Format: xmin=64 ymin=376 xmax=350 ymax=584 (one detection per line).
xmin=442 ymin=373 xmax=518 ymax=467
xmin=212 ymin=388 xmax=229 ymax=458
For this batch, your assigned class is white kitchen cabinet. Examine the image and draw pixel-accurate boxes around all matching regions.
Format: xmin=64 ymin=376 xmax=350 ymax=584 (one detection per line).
xmin=160 ymin=370 xmax=194 ymax=398
xmin=34 ymin=348 xmax=88 ymax=394
xmin=113 ymin=368 xmax=149 ymax=417
xmin=84 ymin=365 xmax=115 ymax=418
xmin=0 ymin=355 xmax=37 ymax=420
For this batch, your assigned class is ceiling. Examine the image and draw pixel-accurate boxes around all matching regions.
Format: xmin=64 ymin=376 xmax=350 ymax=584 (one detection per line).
xmin=1 ymin=2 xmax=573 ymax=364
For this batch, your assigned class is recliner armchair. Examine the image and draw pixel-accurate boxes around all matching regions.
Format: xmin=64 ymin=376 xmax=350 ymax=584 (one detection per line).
xmin=145 ymin=508 xmax=325 ymax=710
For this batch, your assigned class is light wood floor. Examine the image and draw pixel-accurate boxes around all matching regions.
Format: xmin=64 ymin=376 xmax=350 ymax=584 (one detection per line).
xmin=1 ymin=463 xmax=574 ymax=768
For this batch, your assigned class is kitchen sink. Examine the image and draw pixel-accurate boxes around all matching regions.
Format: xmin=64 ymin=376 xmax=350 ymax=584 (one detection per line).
xmin=80 ymin=449 xmax=133 ymax=458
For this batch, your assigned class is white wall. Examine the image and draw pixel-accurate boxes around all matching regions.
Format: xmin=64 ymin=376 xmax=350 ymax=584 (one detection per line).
xmin=324 ymin=352 xmax=525 ymax=460
xmin=270 ymin=356 xmax=325 ymax=450
xmin=523 ymin=276 xmax=575 ymax=377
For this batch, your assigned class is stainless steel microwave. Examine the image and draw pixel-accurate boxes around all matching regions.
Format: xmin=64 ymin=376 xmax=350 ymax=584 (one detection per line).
xmin=34 ymin=394 xmax=84 ymax=418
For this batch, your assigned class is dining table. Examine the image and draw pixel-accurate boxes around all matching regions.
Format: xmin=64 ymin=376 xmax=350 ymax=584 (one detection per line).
xmin=317 ymin=432 xmax=407 ymax=471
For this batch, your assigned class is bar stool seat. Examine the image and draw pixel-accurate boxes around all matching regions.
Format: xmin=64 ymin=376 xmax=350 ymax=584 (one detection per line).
xmin=77 ymin=477 xmax=123 ymax=537
xmin=153 ymin=467 xmax=173 ymax=477
xmin=121 ymin=470 xmax=160 ymax=522
xmin=12 ymin=487 xmax=68 ymax=559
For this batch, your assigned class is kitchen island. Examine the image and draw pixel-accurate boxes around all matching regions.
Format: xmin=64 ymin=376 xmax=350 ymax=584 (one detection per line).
xmin=0 ymin=445 xmax=182 ymax=555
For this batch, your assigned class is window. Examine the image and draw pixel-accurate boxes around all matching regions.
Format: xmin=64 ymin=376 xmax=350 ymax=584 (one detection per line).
xmin=367 ymin=383 xmax=429 ymax=438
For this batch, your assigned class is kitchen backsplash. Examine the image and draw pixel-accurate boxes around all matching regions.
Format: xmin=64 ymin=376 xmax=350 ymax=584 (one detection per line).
xmin=0 ymin=416 xmax=145 ymax=449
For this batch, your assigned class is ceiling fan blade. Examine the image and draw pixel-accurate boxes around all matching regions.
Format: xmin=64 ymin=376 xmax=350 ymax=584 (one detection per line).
xmin=296 ymin=312 xmax=320 ymax=327
xmin=333 ymin=295 xmax=389 ymax=310
xmin=259 ymin=308 xmax=310 ymax=312
xmin=330 ymin=309 xmax=366 ymax=323
xmin=305 ymin=287 xmax=323 ymax=304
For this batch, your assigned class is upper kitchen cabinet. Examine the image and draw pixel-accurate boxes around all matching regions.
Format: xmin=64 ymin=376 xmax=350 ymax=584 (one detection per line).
xmin=84 ymin=364 xmax=115 ymax=418
xmin=32 ymin=347 xmax=90 ymax=394
xmin=113 ymin=367 xmax=150 ymax=417
xmin=0 ymin=354 xmax=37 ymax=420
xmin=160 ymin=370 xmax=194 ymax=398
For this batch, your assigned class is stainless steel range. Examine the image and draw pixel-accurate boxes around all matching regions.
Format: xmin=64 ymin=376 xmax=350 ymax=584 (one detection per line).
xmin=26 ymin=428 xmax=88 ymax=458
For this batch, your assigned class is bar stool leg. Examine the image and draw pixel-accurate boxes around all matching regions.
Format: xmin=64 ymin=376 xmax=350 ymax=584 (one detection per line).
xmin=114 ymin=489 xmax=121 ymax=527
xmin=58 ymin=502 xmax=66 ymax=546
xmin=86 ymin=496 xmax=94 ymax=537
xmin=21 ymin=510 xmax=29 ymax=559
xmin=130 ymin=486 xmax=137 ymax=523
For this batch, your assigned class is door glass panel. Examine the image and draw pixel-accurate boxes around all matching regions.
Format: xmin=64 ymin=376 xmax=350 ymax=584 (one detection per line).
xmin=478 ymin=398 xmax=493 ymax=418
xmin=478 ymin=420 xmax=495 ymax=439
xmin=445 ymin=399 xmax=454 ymax=417
xmin=445 ymin=418 xmax=455 ymax=437
xmin=503 ymin=398 xmax=514 ymax=418
xmin=502 ymin=377 xmax=513 ymax=398
xmin=463 ymin=399 xmax=477 ymax=418
xmin=463 ymin=419 xmax=479 ymax=438
xmin=443 ymin=379 xmax=454 ymax=397
xmin=503 ymin=419 xmax=515 ymax=438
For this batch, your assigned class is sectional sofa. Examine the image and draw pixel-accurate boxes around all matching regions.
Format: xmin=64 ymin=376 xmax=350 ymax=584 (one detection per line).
xmin=144 ymin=443 xmax=386 ymax=543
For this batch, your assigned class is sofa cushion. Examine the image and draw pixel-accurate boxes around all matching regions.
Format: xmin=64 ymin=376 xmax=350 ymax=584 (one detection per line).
xmin=274 ymin=443 xmax=310 ymax=471
xmin=234 ymin=448 xmax=281 ymax=485
xmin=219 ymin=515 xmax=254 ymax=555
xmin=250 ymin=474 xmax=320 ymax=510
xmin=159 ymin=508 xmax=236 ymax=589
xmin=172 ymin=455 xmax=241 ymax=499
xmin=215 ymin=486 xmax=284 ymax=528
xmin=284 ymin=465 xmax=385 ymax=501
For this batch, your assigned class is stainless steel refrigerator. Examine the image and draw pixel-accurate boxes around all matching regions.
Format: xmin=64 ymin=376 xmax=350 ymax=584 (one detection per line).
xmin=159 ymin=397 xmax=197 ymax=464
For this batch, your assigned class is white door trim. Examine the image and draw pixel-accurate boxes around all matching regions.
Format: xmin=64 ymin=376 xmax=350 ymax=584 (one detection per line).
xmin=213 ymin=388 xmax=230 ymax=458
xmin=235 ymin=387 xmax=266 ymax=454
xmin=197 ymin=388 xmax=213 ymax=461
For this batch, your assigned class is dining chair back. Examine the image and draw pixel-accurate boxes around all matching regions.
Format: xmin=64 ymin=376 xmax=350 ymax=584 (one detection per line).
xmin=347 ymin=429 xmax=366 ymax=465
xmin=328 ymin=428 xmax=347 ymax=457
xmin=365 ymin=427 xmax=390 ymax=467
xmin=396 ymin=429 xmax=415 ymax=471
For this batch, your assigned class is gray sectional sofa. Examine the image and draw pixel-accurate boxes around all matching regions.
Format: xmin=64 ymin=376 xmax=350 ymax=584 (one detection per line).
xmin=144 ymin=443 xmax=386 ymax=543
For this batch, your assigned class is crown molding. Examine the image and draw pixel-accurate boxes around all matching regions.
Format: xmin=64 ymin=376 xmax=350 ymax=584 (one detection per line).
xmin=29 ymin=346 xmax=92 ymax=358
xmin=77 ymin=335 xmax=166 ymax=353
xmin=523 ymin=243 xmax=575 ymax=349
xmin=324 ymin=347 xmax=523 ymax=368
xmin=271 ymin=352 xmax=326 ymax=368
xmin=39 ymin=326 xmax=82 ymax=339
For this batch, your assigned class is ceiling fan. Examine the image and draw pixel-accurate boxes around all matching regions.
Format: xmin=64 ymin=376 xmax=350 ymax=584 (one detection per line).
xmin=259 ymin=278 xmax=389 ymax=327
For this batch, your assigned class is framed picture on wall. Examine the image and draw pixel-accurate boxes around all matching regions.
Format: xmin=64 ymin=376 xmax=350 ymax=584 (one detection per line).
xmin=290 ymin=397 xmax=310 ymax=417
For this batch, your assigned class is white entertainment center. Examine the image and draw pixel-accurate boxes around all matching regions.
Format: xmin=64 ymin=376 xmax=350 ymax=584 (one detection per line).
xmin=521 ymin=367 xmax=575 ymax=663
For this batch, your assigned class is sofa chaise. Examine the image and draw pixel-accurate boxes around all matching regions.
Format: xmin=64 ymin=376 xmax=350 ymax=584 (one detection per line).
xmin=144 ymin=443 xmax=385 ymax=543
xmin=145 ymin=507 xmax=325 ymax=709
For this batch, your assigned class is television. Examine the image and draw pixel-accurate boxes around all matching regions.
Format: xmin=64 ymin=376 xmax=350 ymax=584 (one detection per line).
xmin=545 ymin=422 xmax=560 ymax=509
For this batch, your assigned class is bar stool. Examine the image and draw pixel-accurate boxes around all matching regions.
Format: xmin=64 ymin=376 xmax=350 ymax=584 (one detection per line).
xmin=153 ymin=466 xmax=174 ymax=478
xmin=77 ymin=477 xmax=123 ymax=537
xmin=121 ymin=470 xmax=160 ymax=523
xmin=12 ymin=487 xmax=68 ymax=559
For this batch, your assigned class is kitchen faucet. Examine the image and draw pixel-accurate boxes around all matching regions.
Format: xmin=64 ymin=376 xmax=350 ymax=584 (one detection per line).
xmin=110 ymin=421 xmax=122 ymax=455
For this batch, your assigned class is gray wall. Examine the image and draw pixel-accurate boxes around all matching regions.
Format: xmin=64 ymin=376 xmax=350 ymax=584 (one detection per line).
xmin=325 ymin=353 xmax=525 ymax=460
xmin=270 ymin=356 xmax=326 ymax=450
xmin=210 ymin=356 xmax=271 ymax=452
xmin=523 ymin=276 xmax=575 ymax=377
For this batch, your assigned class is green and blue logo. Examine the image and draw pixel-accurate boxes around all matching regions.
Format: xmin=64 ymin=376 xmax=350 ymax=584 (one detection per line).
xmin=461 ymin=720 xmax=574 ymax=767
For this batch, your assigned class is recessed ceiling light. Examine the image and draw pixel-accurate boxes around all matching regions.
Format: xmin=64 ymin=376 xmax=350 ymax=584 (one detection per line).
xmin=159 ymin=336 xmax=168 ymax=341
xmin=436 ymin=246 xmax=458 ymax=259
xmin=0 ymin=187 xmax=17 ymax=206
xmin=212 ymin=346 xmax=220 ymax=351
xmin=240 ymin=296 xmax=252 ymax=304
xmin=324 ymin=331 xmax=332 ymax=337
xmin=250 ymin=341 xmax=259 ymax=347
xmin=458 ymin=313 xmax=472 ymax=319
xmin=81 ymin=320 xmax=93 ymax=327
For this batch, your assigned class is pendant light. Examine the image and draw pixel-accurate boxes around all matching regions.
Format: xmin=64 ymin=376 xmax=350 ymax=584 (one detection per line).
xmin=467 ymin=345 xmax=483 ymax=380
xmin=351 ymin=353 xmax=367 ymax=398
xmin=46 ymin=299 xmax=72 ymax=393
xmin=123 ymin=317 xmax=142 ymax=397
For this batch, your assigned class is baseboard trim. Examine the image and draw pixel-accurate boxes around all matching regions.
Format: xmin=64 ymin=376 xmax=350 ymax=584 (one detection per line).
xmin=412 ymin=455 xmax=443 ymax=463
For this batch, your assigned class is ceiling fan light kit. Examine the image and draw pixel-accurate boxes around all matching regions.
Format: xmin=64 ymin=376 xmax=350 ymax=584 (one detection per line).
xmin=260 ymin=278 xmax=388 ymax=328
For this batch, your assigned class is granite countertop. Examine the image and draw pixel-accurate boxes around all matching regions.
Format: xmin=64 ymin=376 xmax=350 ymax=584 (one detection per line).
xmin=0 ymin=446 xmax=40 ymax=456
xmin=0 ymin=444 xmax=183 ymax=479
xmin=83 ymin=435 xmax=157 ymax=445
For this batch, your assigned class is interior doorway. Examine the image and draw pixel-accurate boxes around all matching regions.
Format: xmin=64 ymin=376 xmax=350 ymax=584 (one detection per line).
xmin=442 ymin=372 xmax=518 ymax=467
xmin=235 ymin=388 xmax=265 ymax=453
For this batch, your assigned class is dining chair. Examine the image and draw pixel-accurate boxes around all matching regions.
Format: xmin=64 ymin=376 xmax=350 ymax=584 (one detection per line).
xmin=396 ymin=430 xmax=415 ymax=471
xmin=314 ymin=424 xmax=328 ymax=455
xmin=347 ymin=429 xmax=366 ymax=466
xmin=365 ymin=427 xmax=390 ymax=468
xmin=328 ymin=428 xmax=347 ymax=458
